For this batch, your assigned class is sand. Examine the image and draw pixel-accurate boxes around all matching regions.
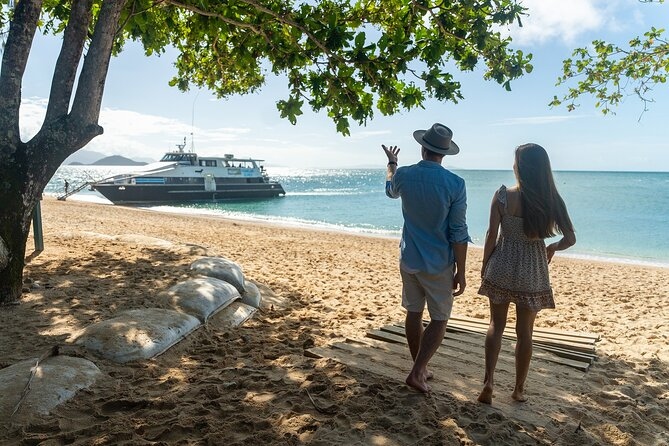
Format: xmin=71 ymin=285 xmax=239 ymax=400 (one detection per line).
xmin=1 ymin=197 xmax=667 ymax=445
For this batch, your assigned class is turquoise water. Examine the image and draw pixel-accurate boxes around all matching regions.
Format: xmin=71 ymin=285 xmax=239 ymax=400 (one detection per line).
xmin=46 ymin=166 xmax=669 ymax=266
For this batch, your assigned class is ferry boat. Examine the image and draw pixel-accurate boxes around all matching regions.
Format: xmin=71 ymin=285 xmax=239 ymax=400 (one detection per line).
xmin=88 ymin=140 xmax=285 ymax=204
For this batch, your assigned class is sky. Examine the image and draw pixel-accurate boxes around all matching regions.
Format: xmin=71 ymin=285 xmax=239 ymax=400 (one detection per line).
xmin=18 ymin=0 xmax=669 ymax=171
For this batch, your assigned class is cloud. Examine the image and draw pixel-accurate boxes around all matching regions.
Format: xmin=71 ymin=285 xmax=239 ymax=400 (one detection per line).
xmin=349 ymin=129 xmax=392 ymax=140
xmin=493 ymin=115 xmax=584 ymax=126
xmin=19 ymin=97 xmax=48 ymax=139
xmin=18 ymin=98 xmax=258 ymax=161
xmin=506 ymin=0 xmax=619 ymax=45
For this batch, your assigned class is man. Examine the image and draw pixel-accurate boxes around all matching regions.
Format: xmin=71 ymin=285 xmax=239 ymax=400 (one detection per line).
xmin=383 ymin=123 xmax=470 ymax=393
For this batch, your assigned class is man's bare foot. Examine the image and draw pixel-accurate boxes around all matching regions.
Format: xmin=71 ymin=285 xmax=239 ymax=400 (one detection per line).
xmin=511 ymin=389 xmax=527 ymax=402
xmin=477 ymin=385 xmax=493 ymax=404
xmin=406 ymin=372 xmax=430 ymax=393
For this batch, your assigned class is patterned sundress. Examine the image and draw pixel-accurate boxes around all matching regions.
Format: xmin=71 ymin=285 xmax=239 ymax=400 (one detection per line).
xmin=478 ymin=185 xmax=555 ymax=311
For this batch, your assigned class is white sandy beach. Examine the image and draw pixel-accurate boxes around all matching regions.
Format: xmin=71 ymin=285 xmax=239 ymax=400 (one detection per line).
xmin=1 ymin=197 xmax=667 ymax=445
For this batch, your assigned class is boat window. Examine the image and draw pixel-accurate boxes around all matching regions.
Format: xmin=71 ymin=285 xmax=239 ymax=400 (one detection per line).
xmin=200 ymin=160 xmax=217 ymax=167
xmin=161 ymin=153 xmax=197 ymax=164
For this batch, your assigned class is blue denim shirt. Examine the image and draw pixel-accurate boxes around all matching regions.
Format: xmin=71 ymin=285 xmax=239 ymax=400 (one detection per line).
xmin=386 ymin=160 xmax=471 ymax=274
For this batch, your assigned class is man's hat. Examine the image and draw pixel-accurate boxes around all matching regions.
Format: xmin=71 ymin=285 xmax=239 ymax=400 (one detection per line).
xmin=413 ymin=123 xmax=460 ymax=155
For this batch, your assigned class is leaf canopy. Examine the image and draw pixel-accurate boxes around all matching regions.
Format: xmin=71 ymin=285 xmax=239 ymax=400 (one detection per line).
xmin=551 ymin=1 xmax=668 ymax=115
xmin=34 ymin=0 xmax=532 ymax=134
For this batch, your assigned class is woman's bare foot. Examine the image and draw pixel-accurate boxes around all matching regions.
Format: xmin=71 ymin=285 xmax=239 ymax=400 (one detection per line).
xmin=511 ymin=389 xmax=527 ymax=402
xmin=406 ymin=371 xmax=431 ymax=393
xmin=477 ymin=384 xmax=493 ymax=404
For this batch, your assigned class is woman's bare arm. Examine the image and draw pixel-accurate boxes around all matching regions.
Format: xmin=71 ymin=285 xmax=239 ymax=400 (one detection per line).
xmin=481 ymin=191 xmax=502 ymax=276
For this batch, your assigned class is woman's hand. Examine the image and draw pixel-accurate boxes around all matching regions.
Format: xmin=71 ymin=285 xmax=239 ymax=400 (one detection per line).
xmin=382 ymin=144 xmax=400 ymax=164
xmin=546 ymin=242 xmax=557 ymax=264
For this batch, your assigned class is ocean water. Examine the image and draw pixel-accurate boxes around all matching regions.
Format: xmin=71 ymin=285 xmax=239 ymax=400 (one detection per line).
xmin=45 ymin=166 xmax=669 ymax=267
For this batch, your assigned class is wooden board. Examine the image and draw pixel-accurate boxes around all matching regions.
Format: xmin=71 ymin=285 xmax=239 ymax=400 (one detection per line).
xmin=443 ymin=324 xmax=598 ymax=356
xmin=450 ymin=314 xmax=601 ymax=341
xmin=446 ymin=318 xmax=599 ymax=351
xmin=372 ymin=325 xmax=592 ymax=372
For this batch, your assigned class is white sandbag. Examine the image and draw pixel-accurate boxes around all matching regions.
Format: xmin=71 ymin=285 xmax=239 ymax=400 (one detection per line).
xmin=213 ymin=301 xmax=257 ymax=328
xmin=162 ymin=277 xmax=241 ymax=322
xmin=0 ymin=355 xmax=100 ymax=421
xmin=190 ymin=257 xmax=246 ymax=294
xmin=72 ymin=308 xmax=200 ymax=363
xmin=240 ymin=280 xmax=262 ymax=309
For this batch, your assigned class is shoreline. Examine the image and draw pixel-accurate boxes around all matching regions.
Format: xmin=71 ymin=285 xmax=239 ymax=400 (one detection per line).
xmin=52 ymin=193 xmax=669 ymax=269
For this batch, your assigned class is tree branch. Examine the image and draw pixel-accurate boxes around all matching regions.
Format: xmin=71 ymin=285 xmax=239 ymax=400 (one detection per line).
xmin=167 ymin=0 xmax=336 ymax=61
xmin=70 ymin=0 xmax=127 ymax=127
xmin=44 ymin=0 xmax=94 ymax=124
xmin=163 ymin=0 xmax=263 ymax=33
xmin=239 ymin=0 xmax=335 ymax=58
xmin=0 ymin=0 xmax=43 ymax=147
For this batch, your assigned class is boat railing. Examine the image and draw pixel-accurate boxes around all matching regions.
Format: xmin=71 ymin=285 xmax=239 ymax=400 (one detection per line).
xmin=55 ymin=172 xmax=135 ymax=201
xmin=56 ymin=181 xmax=93 ymax=201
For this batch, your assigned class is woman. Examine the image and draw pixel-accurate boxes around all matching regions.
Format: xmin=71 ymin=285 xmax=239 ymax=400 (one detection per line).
xmin=477 ymin=143 xmax=576 ymax=404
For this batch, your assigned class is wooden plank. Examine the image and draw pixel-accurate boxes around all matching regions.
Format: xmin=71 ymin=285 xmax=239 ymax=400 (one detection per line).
xmin=530 ymin=344 xmax=595 ymax=365
xmin=358 ymin=335 xmax=590 ymax=373
xmin=448 ymin=318 xmax=597 ymax=346
xmin=379 ymin=324 xmax=483 ymax=348
xmin=370 ymin=327 xmax=591 ymax=372
xmin=386 ymin=323 xmax=596 ymax=363
xmin=444 ymin=323 xmax=597 ymax=354
xmin=368 ymin=329 xmax=488 ymax=359
xmin=450 ymin=315 xmax=601 ymax=341
xmin=385 ymin=323 xmax=595 ymax=359
xmin=453 ymin=317 xmax=601 ymax=342
xmin=448 ymin=318 xmax=598 ymax=346
xmin=387 ymin=323 xmax=595 ymax=356
xmin=447 ymin=324 xmax=597 ymax=358
xmin=393 ymin=320 xmax=599 ymax=352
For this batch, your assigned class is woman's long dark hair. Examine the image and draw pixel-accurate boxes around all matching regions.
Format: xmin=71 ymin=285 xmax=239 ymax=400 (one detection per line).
xmin=515 ymin=144 xmax=574 ymax=239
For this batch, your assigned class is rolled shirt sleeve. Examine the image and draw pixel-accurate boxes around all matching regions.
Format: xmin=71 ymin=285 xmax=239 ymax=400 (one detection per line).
xmin=447 ymin=180 xmax=472 ymax=245
xmin=385 ymin=170 xmax=401 ymax=199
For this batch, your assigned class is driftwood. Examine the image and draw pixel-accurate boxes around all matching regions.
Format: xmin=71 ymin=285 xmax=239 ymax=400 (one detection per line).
xmin=11 ymin=345 xmax=60 ymax=417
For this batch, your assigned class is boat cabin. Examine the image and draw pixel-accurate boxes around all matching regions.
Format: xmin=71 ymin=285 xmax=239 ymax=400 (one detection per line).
xmin=160 ymin=152 xmax=197 ymax=165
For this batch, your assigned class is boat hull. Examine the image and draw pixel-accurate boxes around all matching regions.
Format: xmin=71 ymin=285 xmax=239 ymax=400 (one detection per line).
xmin=92 ymin=182 xmax=285 ymax=205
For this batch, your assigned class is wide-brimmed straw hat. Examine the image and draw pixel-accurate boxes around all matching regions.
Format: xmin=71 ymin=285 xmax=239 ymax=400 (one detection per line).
xmin=413 ymin=123 xmax=460 ymax=155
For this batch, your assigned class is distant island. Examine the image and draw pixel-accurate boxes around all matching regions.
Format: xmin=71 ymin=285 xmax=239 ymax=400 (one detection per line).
xmin=69 ymin=155 xmax=148 ymax=166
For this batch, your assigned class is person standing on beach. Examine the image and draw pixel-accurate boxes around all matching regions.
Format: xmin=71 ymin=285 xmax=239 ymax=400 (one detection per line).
xmin=383 ymin=123 xmax=470 ymax=393
xmin=477 ymin=143 xmax=576 ymax=404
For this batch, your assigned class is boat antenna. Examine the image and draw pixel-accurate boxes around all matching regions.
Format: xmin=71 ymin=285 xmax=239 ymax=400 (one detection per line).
xmin=191 ymin=90 xmax=200 ymax=153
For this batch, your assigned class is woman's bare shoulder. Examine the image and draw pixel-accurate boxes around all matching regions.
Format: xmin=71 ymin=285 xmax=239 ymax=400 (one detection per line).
xmin=505 ymin=186 xmax=523 ymax=216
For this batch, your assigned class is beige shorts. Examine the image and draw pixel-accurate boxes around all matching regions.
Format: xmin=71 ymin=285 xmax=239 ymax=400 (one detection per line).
xmin=400 ymin=265 xmax=454 ymax=321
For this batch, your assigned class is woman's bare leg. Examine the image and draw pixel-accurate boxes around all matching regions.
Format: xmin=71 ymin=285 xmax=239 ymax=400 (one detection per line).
xmin=477 ymin=301 xmax=509 ymax=404
xmin=512 ymin=306 xmax=538 ymax=402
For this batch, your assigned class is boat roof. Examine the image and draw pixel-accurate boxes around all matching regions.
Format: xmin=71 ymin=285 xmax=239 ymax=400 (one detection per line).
xmin=161 ymin=151 xmax=265 ymax=162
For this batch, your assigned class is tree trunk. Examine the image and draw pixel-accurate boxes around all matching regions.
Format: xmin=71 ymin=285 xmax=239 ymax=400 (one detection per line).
xmin=0 ymin=147 xmax=38 ymax=304
xmin=0 ymin=1 xmax=126 ymax=304
xmin=0 ymin=204 xmax=33 ymax=304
